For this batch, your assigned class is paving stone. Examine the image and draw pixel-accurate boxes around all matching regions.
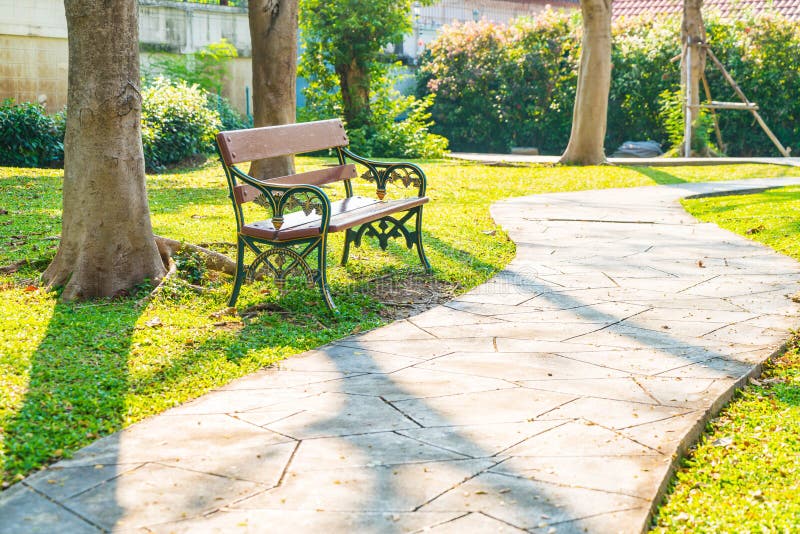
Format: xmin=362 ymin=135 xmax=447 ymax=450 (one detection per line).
xmin=618 ymin=411 xmax=704 ymax=454
xmin=24 ymin=463 xmax=141 ymax=503
xmin=419 ymin=471 xmax=647 ymax=530
xmin=519 ymin=378 xmax=657 ymax=404
xmin=0 ymin=484 xmax=98 ymax=534
xmin=333 ymin=337 xmax=496 ymax=359
xmin=276 ymin=344 xmax=423 ymax=374
xmin=503 ymin=420 xmax=658 ymax=457
xmin=289 ymin=432 xmax=468 ymax=471
xmin=258 ymin=392 xmax=421 ymax=439
xmin=398 ymin=420 xmax=566 ymax=458
xmin=417 ymin=352 xmax=628 ymax=382
xmin=235 ymin=459 xmax=495 ymax=512
xmin=491 ymin=455 xmax=670 ymax=500
xmin=156 ymin=510 xmax=464 ymax=533
xmin=392 ymin=388 xmax=577 ymax=428
xmin=64 ymin=463 xmax=261 ymax=531
xmin=538 ymin=397 xmax=689 ymax=430
xmin=218 ymin=369 xmax=360 ymax=391
xmin=423 ymin=511 xmax=526 ymax=532
xmin=296 ymin=366 xmax=513 ymax=401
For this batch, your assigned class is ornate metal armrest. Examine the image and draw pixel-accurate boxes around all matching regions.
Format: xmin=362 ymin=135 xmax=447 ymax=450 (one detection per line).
xmin=234 ymin=169 xmax=332 ymax=232
xmin=341 ymin=148 xmax=428 ymax=199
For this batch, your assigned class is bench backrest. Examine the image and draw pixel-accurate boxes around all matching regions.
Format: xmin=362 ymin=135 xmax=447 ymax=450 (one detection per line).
xmin=217 ymin=119 xmax=354 ymax=206
xmin=216 ymin=119 xmax=349 ymax=166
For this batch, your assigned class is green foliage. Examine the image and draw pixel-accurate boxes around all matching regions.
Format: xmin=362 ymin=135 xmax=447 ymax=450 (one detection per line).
xmin=141 ymin=78 xmax=222 ymax=169
xmin=298 ymin=0 xmax=444 ymax=156
xmin=0 ymin=100 xmax=64 ymax=168
xmin=419 ymin=13 xmax=580 ymax=153
xmin=421 ymin=11 xmax=800 ymax=156
xmin=146 ymin=39 xmax=238 ymax=95
xmin=206 ymin=92 xmax=250 ymax=131
xmin=174 ymin=251 xmax=206 ymax=285
xmin=658 ymin=89 xmax=716 ymax=155
xmin=300 ymin=58 xmax=448 ymax=158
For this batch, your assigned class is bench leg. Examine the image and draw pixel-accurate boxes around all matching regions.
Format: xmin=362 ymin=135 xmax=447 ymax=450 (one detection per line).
xmin=228 ymin=237 xmax=246 ymax=307
xmin=341 ymin=228 xmax=356 ymax=267
xmin=316 ymin=236 xmax=337 ymax=311
xmin=414 ymin=207 xmax=432 ymax=273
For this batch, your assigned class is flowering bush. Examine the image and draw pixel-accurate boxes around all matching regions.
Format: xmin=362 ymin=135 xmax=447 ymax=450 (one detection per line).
xmin=420 ymin=10 xmax=800 ymax=156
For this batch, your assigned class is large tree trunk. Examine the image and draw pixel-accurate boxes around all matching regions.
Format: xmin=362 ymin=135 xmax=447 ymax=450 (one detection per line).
xmin=248 ymin=0 xmax=298 ymax=179
xmin=336 ymin=59 xmax=371 ymax=130
xmin=560 ymin=0 xmax=612 ymax=165
xmin=42 ymin=0 xmax=165 ymax=300
xmin=682 ymin=0 xmax=707 ymax=156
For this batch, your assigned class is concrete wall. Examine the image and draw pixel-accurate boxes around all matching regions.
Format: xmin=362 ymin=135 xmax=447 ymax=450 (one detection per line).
xmin=0 ymin=0 xmax=251 ymax=113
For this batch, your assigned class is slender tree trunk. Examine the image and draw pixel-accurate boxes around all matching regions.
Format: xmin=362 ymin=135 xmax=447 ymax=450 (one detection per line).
xmin=682 ymin=0 xmax=706 ymax=156
xmin=42 ymin=0 xmax=165 ymax=300
xmin=336 ymin=59 xmax=371 ymax=129
xmin=560 ymin=0 xmax=612 ymax=165
xmin=248 ymin=0 xmax=298 ymax=179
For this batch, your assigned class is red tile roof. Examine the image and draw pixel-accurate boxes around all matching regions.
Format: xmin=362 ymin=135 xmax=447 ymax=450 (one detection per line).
xmin=613 ymin=0 xmax=800 ymax=20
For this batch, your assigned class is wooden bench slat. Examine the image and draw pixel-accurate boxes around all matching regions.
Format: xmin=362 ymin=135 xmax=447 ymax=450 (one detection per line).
xmin=241 ymin=196 xmax=429 ymax=241
xmin=232 ymin=164 xmax=358 ymax=205
xmin=217 ymin=119 xmax=349 ymax=165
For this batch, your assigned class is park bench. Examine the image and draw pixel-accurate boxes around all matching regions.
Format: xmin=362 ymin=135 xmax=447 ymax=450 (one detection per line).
xmin=216 ymin=119 xmax=431 ymax=311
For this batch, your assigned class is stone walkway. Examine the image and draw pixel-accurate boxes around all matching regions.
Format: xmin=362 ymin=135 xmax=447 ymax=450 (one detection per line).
xmin=3 ymin=178 xmax=800 ymax=534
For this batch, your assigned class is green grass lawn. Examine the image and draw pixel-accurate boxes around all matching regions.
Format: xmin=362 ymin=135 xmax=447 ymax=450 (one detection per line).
xmin=0 ymin=160 xmax=796 ymax=487
xmin=652 ymin=186 xmax=800 ymax=532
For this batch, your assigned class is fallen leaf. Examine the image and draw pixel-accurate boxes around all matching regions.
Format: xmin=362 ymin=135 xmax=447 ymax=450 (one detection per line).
xmin=145 ymin=317 xmax=163 ymax=328
xmin=23 ymin=285 xmax=38 ymax=292
xmin=746 ymin=225 xmax=765 ymax=235
xmin=697 ymin=260 xmax=705 ymax=268
xmin=712 ymin=436 xmax=733 ymax=447
xmin=482 ymin=229 xmax=496 ymax=236
xmin=0 ymin=208 xmax=7 ymax=215
xmin=210 ymin=307 xmax=237 ymax=318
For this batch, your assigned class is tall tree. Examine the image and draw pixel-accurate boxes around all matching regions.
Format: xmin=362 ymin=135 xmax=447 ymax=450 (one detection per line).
xmin=560 ymin=0 xmax=612 ymax=165
xmin=43 ymin=0 xmax=165 ymax=300
xmin=248 ymin=0 xmax=299 ymax=179
xmin=682 ymin=0 xmax=706 ymax=156
xmin=300 ymin=0 xmax=426 ymax=130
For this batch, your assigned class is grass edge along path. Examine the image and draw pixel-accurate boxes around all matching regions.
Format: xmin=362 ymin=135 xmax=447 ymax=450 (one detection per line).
xmin=1 ymin=161 xmax=797 ymax=487
xmin=652 ymin=185 xmax=800 ymax=532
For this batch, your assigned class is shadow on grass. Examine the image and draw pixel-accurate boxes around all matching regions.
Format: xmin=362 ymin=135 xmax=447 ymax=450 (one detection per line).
xmin=1 ymin=299 xmax=142 ymax=502
xmin=629 ymin=166 xmax=687 ymax=185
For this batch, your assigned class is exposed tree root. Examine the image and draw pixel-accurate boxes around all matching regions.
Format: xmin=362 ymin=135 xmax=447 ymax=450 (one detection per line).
xmin=136 ymin=257 xmax=177 ymax=307
xmin=154 ymin=235 xmax=236 ymax=275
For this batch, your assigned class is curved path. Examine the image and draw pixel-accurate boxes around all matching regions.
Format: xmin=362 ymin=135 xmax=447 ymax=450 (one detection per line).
xmin=3 ymin=178 xmax=800 ymax=533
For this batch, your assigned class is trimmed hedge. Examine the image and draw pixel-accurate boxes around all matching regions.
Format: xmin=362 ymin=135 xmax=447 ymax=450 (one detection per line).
xmin=420 ymin=11 xmax=800 ymax=156
xmin=0 ymin=100 xmax=64 ymax=167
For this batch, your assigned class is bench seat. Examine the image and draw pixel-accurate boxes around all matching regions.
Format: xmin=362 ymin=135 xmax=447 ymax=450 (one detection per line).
xmin=243 ymin=196 xmax=429 ymax=241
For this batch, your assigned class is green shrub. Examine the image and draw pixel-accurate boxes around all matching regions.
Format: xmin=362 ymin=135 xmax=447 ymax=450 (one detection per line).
xmin=420 ymin=10 xmax=800 ymax=156
xmin=419 ymin=14 xmax=579 ymax=154
xmin=300 ymin=63 xmax=448 ymax=159
xmin=206 ymin=92 xmax=250 ymax=131
xmin=141 ymin=78 xmax=222 ymax=169
xmin=0 ymin=100 xmax=64 ymax=167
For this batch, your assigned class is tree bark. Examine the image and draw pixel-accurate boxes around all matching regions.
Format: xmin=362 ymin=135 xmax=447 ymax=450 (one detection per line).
xmin=248 ymin=0 xmax=298 ymax=180
xmin=682 ymin=0 xmax=707 ymax=156
xmin=42 ymin=0 xmax=165 ymax=300
xmin=559 ymin=0 xmax=612 ymax=165
xmin=336 ymin=59 xmax=371 ymax=130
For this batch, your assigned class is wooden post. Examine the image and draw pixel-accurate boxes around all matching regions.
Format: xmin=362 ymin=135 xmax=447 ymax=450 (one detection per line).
xmin=705 ymin=48 xmax=791 ymax=157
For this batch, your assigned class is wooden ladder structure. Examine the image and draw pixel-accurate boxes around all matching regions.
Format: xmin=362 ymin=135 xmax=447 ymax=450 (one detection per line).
xmin=684 ymin=43 xmax=791 ymax=158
